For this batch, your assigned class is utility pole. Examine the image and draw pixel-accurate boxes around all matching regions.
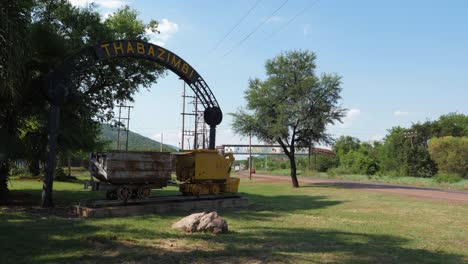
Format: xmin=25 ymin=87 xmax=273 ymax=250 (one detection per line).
xmin=116 ymin=104 xmax=133 ymax=151
xmin=160 ymin=133 xmax=163 ymax=152
xmin=181 ymin=82 xmax=186 ymax=150
xmin=404 ymin=131 xmax=418 ymax=148
xmin=180 ymin=80 xmax=197 ymax=150
xmin=194 ymin=96 xmax=198 ymax=149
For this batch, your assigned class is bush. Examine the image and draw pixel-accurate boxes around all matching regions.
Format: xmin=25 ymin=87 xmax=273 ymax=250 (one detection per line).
xmin=316 ymin=155 xmax=339 ymax=172
xmin=327 ymin=166 xmax=353 ymax=176
xmin=10 ymin=165 xmax=33 ymax=178
xmin=433 ymin=173 xmax=464 ymax=183
xmin=428 ymin=136 xmax=468 ymax=178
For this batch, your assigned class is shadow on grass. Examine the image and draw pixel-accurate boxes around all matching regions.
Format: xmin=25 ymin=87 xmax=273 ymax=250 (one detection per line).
xmin=301 ymin=182 xmax=468 ymax=196
xmin=4 ymin=188 xmax=344 ymax=222
xmin=231 ymin=192 xmax=344 ymax=221
xmin=0 ymin=212 xmax=464 ymax=263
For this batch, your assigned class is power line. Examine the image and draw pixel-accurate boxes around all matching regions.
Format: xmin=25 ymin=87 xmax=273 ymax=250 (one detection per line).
xmin=210 ymin=0 xmax=262 ymax=54
xmin=222 ymin=0 xmax=290 ymax=58
xmin=263 ymin=0 xmax=320 ymax=42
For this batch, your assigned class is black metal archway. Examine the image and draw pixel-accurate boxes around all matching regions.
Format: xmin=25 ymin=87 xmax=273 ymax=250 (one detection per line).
xmin=42 ymin=40 xmax=223 ymax=206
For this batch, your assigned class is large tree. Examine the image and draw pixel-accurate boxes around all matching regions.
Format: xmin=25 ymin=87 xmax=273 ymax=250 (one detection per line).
xmin=36 ymin=2 xmax=165 ymax=207
xmin=232 ymin=51 xmax=345 ymax=187
xmin=1 ymin=0 xmax=166 ymax=206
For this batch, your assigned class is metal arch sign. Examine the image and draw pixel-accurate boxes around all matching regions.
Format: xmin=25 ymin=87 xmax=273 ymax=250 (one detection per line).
xmin=94 ymin=40 xmax=200 ymax=85
xmin=42 ymin=39 xmax=222 ymax=207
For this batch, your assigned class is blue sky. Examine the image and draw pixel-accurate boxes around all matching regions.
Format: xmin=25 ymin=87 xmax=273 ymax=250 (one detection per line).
xmin=71 ymin=0 xmax=468 ymax=148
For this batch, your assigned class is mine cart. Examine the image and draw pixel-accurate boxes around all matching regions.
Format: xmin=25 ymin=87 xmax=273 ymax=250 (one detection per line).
xmin=88 ymin=151 xmax=172 ymax=200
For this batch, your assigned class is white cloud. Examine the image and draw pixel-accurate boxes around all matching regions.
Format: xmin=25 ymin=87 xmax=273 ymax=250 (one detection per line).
xmin=69 ymin=0 xmax=89 ymax=6
xmin=394 ymin=110 xmax=410 ymax=117
xmin=146 ymin=18 xmax=179 ymax=46
xmin=339 ymin=108 xmax=361 ymax=128
xmin=303 ymin=24 xmax=311 ymax=37
xmin=69 ymin=0 xmax=127 ymax=8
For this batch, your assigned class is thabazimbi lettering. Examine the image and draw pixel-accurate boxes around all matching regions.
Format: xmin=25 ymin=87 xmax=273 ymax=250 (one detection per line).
xmin=94 ymin=40 xmax=199 ymax=84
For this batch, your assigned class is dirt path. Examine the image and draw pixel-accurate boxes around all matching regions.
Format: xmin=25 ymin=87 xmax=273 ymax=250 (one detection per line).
xmin=237 ymin=173 xmax=468 ymax=204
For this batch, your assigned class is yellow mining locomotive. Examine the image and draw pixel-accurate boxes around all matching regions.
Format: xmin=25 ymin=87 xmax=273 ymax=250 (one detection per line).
xmin=174 ymin=149 xmax=239 ymax=195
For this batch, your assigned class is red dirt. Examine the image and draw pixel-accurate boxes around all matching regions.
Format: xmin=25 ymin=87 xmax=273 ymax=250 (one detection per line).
xmin=237 ymin=173 xmax=468 ymax=204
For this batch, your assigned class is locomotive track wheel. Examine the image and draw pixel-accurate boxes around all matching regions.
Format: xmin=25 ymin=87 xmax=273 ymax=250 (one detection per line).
xmin=192 ymin=185 xmax=201 ymax=197
xmin=137 ymin=185 xmax=151 ymax=199
xmin=210 ymin=184 xmax=220 ymax=195
xmin=117 ymin=186 xmax=131 ymax=201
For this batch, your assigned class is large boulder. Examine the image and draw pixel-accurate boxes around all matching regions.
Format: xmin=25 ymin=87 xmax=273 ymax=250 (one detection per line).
xmin=172 ymin=211 xmax=228 ymax=234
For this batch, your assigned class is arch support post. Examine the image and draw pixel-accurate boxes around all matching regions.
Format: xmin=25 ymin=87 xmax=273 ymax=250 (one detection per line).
xmin=209 ymin=125 xmax=216 ymax=150
xmin=42 ymin=104 xmax=60 ymax=208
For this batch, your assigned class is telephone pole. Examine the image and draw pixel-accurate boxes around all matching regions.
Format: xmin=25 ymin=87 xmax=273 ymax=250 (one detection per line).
xmin=404 ymin=131 xmax=418 ymax=148
xmin=116 ymin=104 xmax=133 ymax=151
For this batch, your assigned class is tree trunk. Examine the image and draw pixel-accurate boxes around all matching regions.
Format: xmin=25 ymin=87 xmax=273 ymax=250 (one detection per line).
xmin=0 ymin=160 xmax=9 ymax=204
xmin=289 ymin=155 xmax=300 ymax=188
xmin=42 ymin=105 xmax=60 ymax=208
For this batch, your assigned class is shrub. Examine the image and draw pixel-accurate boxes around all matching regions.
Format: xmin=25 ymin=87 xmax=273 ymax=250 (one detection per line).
xmin=10 ymin=165 xmax=33 ymax=178
xmin=428 ymin=136 xmax=468 ymax=178
xmin=316 ymin=155 xmax=339 ymax=172
xmin=433 ymin=173 xmax=464 ymax=183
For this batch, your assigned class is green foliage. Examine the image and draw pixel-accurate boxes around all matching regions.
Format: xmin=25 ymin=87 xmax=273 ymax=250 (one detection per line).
xmin=433 ymin=113 xmax=468 ymax=137
xmin=10 ymin=165 xmax=33 ymax=178
xmin=1 ymin=1 xmax=166 ymax=170
xmin=232 ymin=50 xmax=345 ymax=185
xmin=433 ymin=173 xmax=464 ymax=183
xmin=315 ymin=155 xmax=339 ymax=172
xmin=0 ymin=0 xmax=34 ymax=201
xmin=334 ymin=137 xmax=379 ymax=175
xmin=378 ymin=124 xmax=437 ymax=178
xmin=428 ymin=136 xmax=468 ymax=178
xmin=333 ymin=136 xmax=361 ymax=155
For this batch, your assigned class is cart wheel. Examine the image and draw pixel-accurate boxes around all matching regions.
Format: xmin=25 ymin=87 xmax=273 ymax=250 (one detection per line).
xmin=137 ymin=185 xmax=151 ymax=199
xmin=117 ymin=186 xmax=131 ymax=201
xmin=192 ymin=185 xmax=201 ymax=197
xmin=210 ymin=184 xmax=220 ymax=195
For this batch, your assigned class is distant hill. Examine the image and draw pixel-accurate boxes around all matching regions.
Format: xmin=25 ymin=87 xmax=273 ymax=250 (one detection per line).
xmin=99 ymin=124 xmax=177 ymax=152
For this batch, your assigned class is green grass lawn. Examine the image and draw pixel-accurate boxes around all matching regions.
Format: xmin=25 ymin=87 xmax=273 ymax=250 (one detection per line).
xmin=1 ymin=170 xmax=468 ymax=263
xmin=256 ymin=169 xmax=468 ymax=190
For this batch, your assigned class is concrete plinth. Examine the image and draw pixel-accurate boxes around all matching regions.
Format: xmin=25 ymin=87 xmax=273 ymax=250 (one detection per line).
xmin=72 ymin=195 xmax=249 ymax=218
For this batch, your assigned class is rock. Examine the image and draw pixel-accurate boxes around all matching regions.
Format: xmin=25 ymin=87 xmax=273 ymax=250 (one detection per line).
xmin=172 ymin=211 xmax=228 ymax=234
